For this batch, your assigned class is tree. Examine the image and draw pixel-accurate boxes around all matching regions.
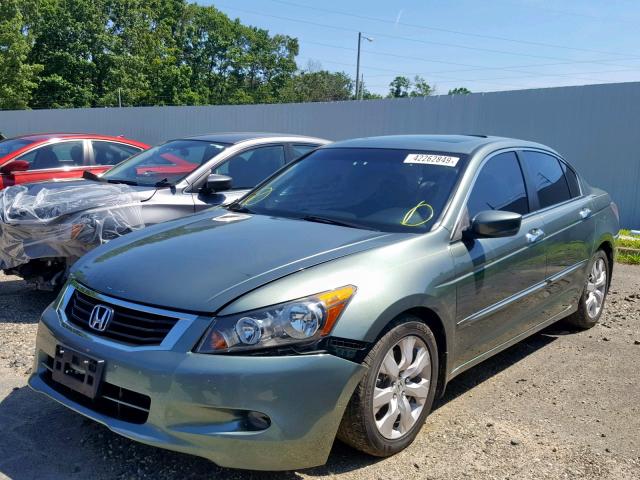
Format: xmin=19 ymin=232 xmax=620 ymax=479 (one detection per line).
xmin=0 ymin=0 xmax=42 ymax=109
xmin=387 ymin=76 xmax=411 ymax=98
xmin=280 ymin=69 xmax=353 ymax=103
xmin=410 ymin=76 xmax=434 ymax=97
xmin=448 ymin=87 xmax=471 ymax=95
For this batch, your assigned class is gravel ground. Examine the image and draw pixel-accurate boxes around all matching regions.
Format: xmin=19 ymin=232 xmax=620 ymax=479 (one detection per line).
xmin=0 ymin=265 xmax=639 ymax=479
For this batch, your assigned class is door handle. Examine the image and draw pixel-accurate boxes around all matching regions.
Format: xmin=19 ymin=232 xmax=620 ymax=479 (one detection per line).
xmin=526 ymin=228 xmax=545 ymax=244
xmin=579 ymin=207 xmax=592 ymax=219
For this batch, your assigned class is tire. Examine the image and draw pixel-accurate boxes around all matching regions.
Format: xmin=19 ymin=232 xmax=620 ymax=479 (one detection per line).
xmin=566 ymin=250 xmax=610 ymax=329
xmin=337 ymin=317 xmax=439 ymax=457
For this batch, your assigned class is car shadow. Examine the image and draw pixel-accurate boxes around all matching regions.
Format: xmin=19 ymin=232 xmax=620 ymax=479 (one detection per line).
xmin=0 ymin=326 xmax=565 ymax=479
xmin=0 ymin=279 xmax=56 ymax=324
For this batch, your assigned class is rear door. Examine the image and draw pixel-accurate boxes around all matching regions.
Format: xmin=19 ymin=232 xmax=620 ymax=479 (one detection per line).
xmin=451 ymin=150 xmax=547 ymax=368
xmin=519 ymin=150 xmax=594 ymax=321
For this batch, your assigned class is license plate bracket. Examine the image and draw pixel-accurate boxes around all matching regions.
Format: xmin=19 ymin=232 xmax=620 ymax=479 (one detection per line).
xmin=51 ymin=345 xmax=104 ymax=399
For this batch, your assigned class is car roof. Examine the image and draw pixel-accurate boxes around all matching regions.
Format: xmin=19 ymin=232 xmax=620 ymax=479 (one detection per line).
xmin=322 ymin=134 xmax=555 ymax=156
xmin=9 ymin=133 xmax=144 ymax=143
xmin=183 ymin=132 xmax=328 ymax=144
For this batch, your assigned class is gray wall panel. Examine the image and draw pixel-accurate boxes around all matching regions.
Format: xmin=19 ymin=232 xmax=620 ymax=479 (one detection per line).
xmin=1 ymin=82 xmax=639 ymax=226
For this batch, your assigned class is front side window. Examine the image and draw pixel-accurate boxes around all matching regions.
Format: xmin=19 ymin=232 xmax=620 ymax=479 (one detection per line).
xmin=92 ymin=141 xmax=141 ymax=165
xmin=18 ymin=141 xmax=85 ymax=169
xmin=213 ymin=145 xmax=285 ymax=189
xmin=103 ymin=140 xmax=227 ymax=186
xmin=236 ymin=148 xmax=468 ymax=233
xmin=521 ymin=151 xmax=571 ymax=209
xmin=467 ymin=151 xmax=529 ymax=220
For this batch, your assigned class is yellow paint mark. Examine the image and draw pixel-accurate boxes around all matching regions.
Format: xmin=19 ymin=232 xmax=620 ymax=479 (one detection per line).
xmin=401 ymin=201 xmax=434 ymax=227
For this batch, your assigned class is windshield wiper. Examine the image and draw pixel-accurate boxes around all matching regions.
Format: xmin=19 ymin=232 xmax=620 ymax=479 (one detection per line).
xmin=154 ymin=178 xmax=173 ymax=188
xmin=226 ymin=203 xmax=253 ymax=214
xmin=300 ymin=215 xmax=373 ymax=230
xmin=82 ymin=171 xmax=106 ymax=182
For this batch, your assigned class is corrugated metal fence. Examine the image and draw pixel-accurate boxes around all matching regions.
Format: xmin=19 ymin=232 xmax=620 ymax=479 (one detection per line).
xmin=1 ymin=82 xmax=639 ymax=227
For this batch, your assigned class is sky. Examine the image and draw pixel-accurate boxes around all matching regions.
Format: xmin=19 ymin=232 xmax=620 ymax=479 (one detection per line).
xmin=202 ymin=0 xmax=640 ymax=96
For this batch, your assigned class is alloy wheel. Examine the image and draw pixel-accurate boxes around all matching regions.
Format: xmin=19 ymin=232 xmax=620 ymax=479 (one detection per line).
xmin=585 ymin=257 xmax=607 ymax=318
xmin=372 ymin=335 xmax=431 ymax=439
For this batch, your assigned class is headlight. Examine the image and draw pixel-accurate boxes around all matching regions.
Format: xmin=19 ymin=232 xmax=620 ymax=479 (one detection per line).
xmin=195 ymin=285 xmax=356 ymax=354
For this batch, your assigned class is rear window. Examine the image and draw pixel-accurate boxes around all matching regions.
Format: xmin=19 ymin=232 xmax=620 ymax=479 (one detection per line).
xmin=0 ymin=139 xmax=35 ymax=159
xmin=238 ymin=148 xmax=469 ymax=233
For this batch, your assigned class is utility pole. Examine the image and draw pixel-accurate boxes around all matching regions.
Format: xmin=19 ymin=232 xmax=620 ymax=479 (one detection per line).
xmin=355 ymin=32 xmax=373 ymax=100
xmin=118 ymin=88 xmax=122 ymax=108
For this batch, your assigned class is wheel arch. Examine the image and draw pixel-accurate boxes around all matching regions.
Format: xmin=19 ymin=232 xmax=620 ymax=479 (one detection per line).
xmin=594 ymin=235 xmax=615 ymax=286
xmin=364 ymin=296 xmax=454 ymax=399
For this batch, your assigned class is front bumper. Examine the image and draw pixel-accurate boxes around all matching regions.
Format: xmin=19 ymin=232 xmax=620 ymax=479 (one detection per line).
xmin=29 ymin=305 xmax=366 ymax=471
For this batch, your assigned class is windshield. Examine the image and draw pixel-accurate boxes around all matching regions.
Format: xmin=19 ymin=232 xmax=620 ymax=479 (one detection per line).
xmin=102 ymin=139 xmax=228 ymax=186
xmin=0 ymin=139 xmax=35 ymax=160
xmin=237 ymin=148 xmax=468 ymax=233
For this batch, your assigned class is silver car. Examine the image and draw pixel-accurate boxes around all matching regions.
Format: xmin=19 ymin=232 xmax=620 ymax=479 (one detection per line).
xmin=0 ymin=133 xmax=328 ymax=288
xmin=29 ymin=135 xmax=619 ymax=470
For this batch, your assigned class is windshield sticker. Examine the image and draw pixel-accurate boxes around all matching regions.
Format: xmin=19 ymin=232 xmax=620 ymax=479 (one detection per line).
xmin=213 ymin=213 xmax=251 ymax=223
xmin=401 ymin=201 xmax=434 ymax=227
xmin=403 ymin=154 xmax=459 ymax=167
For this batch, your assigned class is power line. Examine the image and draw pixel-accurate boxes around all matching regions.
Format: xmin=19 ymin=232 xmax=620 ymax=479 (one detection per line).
xmin=268 ymin=0 xmax=638 ymax=58
xmin=300 ymin=40 xmax=639 ymax=86
xmin=217 ymin=4 xmax=640 ymax=73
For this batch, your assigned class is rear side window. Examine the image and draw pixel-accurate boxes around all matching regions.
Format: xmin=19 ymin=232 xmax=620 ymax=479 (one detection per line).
xmin=291 ymin=144 xmax=317 ymax=160
xmin=521 ymin=151 xmax=571 ymax=209
xmin=467 ymin=151 xmax=529 ymax=219
xmin=92 ymin=141 xmax=141 ymax=165
xmin=561 ymin=163 xmax=581 ymax=198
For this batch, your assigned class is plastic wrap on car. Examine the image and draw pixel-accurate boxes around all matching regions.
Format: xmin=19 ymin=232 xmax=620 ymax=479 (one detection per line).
xmin=0 ymin=183 xmax=145 ymax=269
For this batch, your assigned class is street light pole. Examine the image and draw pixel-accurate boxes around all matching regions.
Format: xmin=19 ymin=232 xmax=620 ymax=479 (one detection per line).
xmin=355 ymin=32 xmax=362 ymax=100
xmin=355 ymin=32 xmax=373 ymax=100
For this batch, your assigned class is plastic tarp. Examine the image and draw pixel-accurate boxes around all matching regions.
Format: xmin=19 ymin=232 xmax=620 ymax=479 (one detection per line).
xmin=0 ymin=183 xmax=145 ymax=269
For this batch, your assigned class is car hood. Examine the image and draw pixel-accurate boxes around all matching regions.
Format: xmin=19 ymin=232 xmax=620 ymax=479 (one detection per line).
xmin=0 ymin=180 xmax=157 ymax=223
xmin=72 ymin=210 xmax=399 ymax=313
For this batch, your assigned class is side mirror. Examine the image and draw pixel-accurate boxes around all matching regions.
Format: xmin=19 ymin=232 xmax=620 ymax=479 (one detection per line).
xmin=0 ymin=160 xmax=30 ymax=174
xmin=469 ymin=210 xmax=522 ymax=238
xmin=204 ymin=174 xmax=232 ymax=193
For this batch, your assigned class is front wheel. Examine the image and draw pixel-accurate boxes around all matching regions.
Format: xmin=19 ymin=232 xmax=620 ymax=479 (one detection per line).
xmin=337 ymin=318 xmax=438 ymax=456
xmin=566 ymin=250 xmax=610 ymax=329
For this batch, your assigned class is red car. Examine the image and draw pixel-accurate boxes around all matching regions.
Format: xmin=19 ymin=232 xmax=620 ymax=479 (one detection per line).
xmin=0 ymin=133 xmax=150 ymax=189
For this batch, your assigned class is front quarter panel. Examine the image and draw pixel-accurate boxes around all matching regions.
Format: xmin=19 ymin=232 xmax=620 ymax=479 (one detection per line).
xmin=218 ymin=228 xmax=457 ymax=363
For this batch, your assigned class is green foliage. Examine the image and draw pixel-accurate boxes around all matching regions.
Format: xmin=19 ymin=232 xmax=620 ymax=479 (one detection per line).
xmin=448 ymin=87 xmax=471 ymax=95
xmin=617 ymin=230 xmax=640 ymax=265
xmin=388 ymin=75 xmax=434 ymax=98
xmin=387 ymin=76 xmax=411 ymax=98
xmin=0 ymin=0 xmax=42 ymax=109
xmin=280 ymin=69 xmax=353 ymax=103
xmin=2 ymin=1 xmax=439 ymax=108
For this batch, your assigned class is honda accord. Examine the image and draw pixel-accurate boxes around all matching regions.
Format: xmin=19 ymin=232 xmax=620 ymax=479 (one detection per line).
xmin=29 ymin=135 xmax=619 ymax=470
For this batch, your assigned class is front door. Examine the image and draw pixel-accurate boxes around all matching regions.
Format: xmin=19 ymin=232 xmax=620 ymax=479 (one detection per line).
xmin=451 ymin=151 xmax=547 ymax=368
xmin=196 ymin=144 xmax=287 ymax=210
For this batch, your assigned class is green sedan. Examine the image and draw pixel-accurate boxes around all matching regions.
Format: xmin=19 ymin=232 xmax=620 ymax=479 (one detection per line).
xmin=29 ymin=135 xmax=619 ymax=470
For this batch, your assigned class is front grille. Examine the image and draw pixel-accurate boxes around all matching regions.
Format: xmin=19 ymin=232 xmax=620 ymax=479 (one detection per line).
xmin=65 ymin=289 xmax=179 ymax=346
xmin=42 ymin=355 xmax=150 ymax=424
